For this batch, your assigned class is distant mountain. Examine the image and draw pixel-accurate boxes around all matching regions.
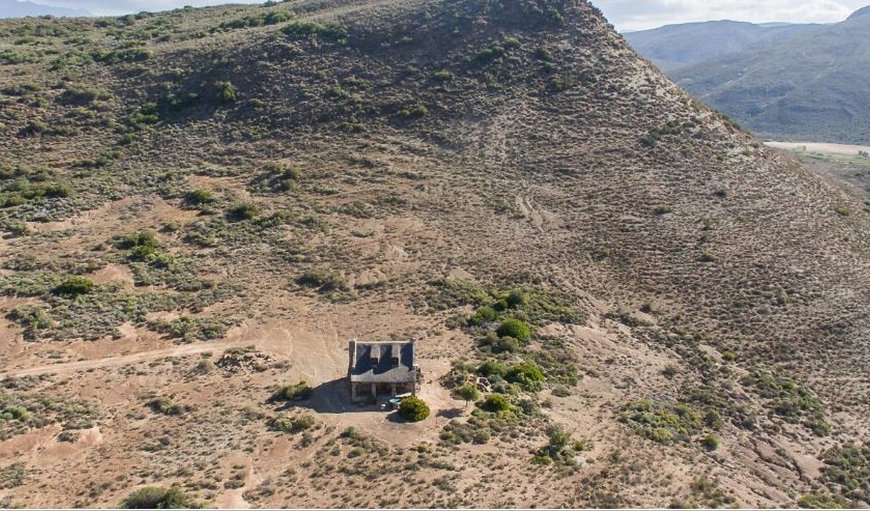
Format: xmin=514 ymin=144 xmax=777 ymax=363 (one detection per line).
xmin=0 ymin=0 xmax=89 ymax=18
xmin=671 ymin=7 xmax=870 ymax=143
xmin=623 ymin=20 xmax=819 ymax=72
xmin=848 ymin=5 xmax=870 ymax=19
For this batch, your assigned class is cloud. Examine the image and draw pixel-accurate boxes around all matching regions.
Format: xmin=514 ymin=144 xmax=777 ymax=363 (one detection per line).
xmin=592 ymin=0 xmax=867 ymax=31
xmin=25 ymin=0 xmax=870 ymax=28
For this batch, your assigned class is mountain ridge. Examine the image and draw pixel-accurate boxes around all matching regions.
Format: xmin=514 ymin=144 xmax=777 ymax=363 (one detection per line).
xmin=671 ymin=9 xmax=870 ymax=143
xmin=623 ymin=19 xmax=820 ymax=72
xmin=848 ymin=5 xmax=870 ymax=19
xmin=0 ymin=0 xmax=89 ymax=18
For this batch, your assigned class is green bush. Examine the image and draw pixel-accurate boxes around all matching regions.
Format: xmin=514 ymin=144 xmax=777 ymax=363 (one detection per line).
xmin=296 ymin=270 xmax=346 ymax=293
xmin=534 ymin=424 xmax=588 ymax=465
xmin=274 ymin=381 xmax=313 ymax=401
xmin=505 ymin=362 xmax=545 ymax=390
xmin=265 ymin=11 xmax=292 ymax=25
xmin=214 ymin=81 xmax=237 ymax=104
xmin=398 ymin=396 xmax=430 ymax=422
xmin=99 ymin=46 xmax=153 ymax=63
xmin=185 ymin=189 xmax=214 ymax=207
xmin=283 ymin=21 xmax=348 ymax=43
xmin=398 ymin=105 xmax=428 ymax=119
xmin=493 ymin=336 xmax=520 ymax=353
xmin=496 ymin=318 xmax=531 ymax=343
xmin=3 ymin=405 xmax=27 ymax=420
xmin=476 ymin=360 xmax=507 ymax=377
xmin=121 ymin=486 xmax=198 ymax=509
xmin=475 ymin=44 xmax=506 ymax=63
xmin=506 ymin=289 xmax=528 ymax=308
xmin=60 ymin=84 xmax=109 ymax=104
xmin=167 ymin=92 xmax=200 ymax=112
xmin=268 ymin=413 xmax=316 ymax=433
xmin=148 ymin=397 xmax=187 ymax=416
xmin=227 ymin=203 xmax=259 ymax=221
xmin=433 ymin=70 xmax=454 ymax=81
xmin=480 ymin=394 xmax=510 ymax=413
xmin=52 ymin=276 xmax=94 ymax=297
xmin=119 ymin=230 xmax=158 ymax=250
xmin=220 ymin=10 xmax=292 ymax=29
xmin=466 ymin=305 xmax=498 ymax=326
xmin=120 ymin=230 xmax=160 ymax=262
xmin=701 ymin=433 xmax=720 ymax=451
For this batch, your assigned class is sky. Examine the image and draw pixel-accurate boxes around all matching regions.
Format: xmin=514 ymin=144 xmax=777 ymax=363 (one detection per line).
xmin=594 ymin=0 xmax=868 ymax=31
xmin=14 ymin=0 xmax=870 ymax=31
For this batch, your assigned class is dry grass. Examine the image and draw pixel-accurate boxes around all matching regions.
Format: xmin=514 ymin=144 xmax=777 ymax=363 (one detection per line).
xmin=0 ymin=0 xmax=867 ymax=508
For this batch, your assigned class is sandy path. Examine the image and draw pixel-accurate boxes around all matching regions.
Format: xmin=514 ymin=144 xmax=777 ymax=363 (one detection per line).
xmin=0 ymin=338 xmax=246 ymax=379
xmin=765 ymin=141 xmax=870 ymax=156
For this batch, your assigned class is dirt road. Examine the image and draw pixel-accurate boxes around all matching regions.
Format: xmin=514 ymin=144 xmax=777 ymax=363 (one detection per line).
xmin=765 ymin=141 xmax=870 ymax=156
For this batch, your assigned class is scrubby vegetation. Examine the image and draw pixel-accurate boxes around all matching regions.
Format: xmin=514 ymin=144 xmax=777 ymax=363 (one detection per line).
xmin=532 ymin=424 xmax=590 ymax=465
xmin=746 ymin=368 xmax=830 ymax=436
xmin=0 ymin=463 xmax=26 ymax=489
xmin=480 ymin=393 xmax=511 ymax=413
xmin=818 ymin=443 xmax=870 ymax=505
xmin=267 ymin=413 xmax=317 ymax=433
xmin=619 ymin=399 xmax=709 ymax=445
xmin=272 ymin=381 xmax=313 ymax=402
xmin=148 ymin=396 xmax=190 ymax=416
xmin=52 ymin=276 xmax=95 ymax=296
xmin=1 ymin=390 xmax=99 ymax=440
xmin=0 ymin=0 xmax=866 ymax=507
xmin=296 ymin=270 xmax=346 ymax=293
xmin=282 ymin=20 xmax=347 ymax=43
xmin=147 ymin=316 xmax=231 ymax=342
xmin=121 ymin=486 xmax=199 ymax=509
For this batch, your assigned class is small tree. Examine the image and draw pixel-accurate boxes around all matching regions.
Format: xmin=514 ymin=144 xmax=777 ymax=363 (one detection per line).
xmin=454 ymin=384 xmax=480 ymax=407
xmin=398 ymin=396 xmax=430 ymax=422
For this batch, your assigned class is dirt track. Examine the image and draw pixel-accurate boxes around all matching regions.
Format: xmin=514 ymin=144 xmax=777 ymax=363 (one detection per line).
xmin=0 ymin=339 xmax=244 ymax=379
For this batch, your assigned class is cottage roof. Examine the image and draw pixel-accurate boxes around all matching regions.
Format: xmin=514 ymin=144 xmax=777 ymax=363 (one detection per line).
xmin=349 ymin=340 xmax=416 ymax=384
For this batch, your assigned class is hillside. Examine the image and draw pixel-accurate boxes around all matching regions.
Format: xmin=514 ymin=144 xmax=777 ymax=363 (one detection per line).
xmin=0 ymin=0 xmax=89 ymax=18
xmin=624 ymin=20 xmax=818 ymax=72
xmin=0 ymin=0 xmax=868 ymax=508
xmin=672 ymin=8 xmax=870 ymax=144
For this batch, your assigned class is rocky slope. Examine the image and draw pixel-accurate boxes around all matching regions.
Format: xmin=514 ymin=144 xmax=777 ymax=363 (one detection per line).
xmin=0 ymin=0 xmax=868 ymax=507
